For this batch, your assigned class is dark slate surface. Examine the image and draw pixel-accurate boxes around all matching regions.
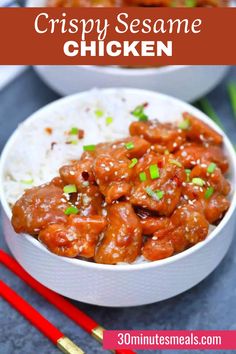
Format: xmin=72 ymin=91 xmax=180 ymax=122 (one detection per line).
xmin=0 ymin=66 xmax=236 ymax=354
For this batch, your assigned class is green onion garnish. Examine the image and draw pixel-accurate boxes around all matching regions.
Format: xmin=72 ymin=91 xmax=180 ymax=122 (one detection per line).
xmin=170 ymin=159 xmax=182 ymax=168
xmin=131 ymin=104 xmax=148 ymax=121
xmin=146 ymin=187 xmax=164 ymax=201
xmin=63 ymin=184 xmax=77 ymax=194
xmin=129 ymin=158 xmax=138 ymax=169
xmin=125 ymin=142 xmax=134 ymax=150
xmin=149 ymin=164 xmax=160 ymax=179
xmin=185 ymin=0 xmax=196 ymax=6
xmin=155 ymin=190 xmax=164 ymax=200
xmin=207 ymin=162 xmax=217 ymax=174
xmin=20 ymin=179 xmax=34 ymax=185
xmin=83 ymin=145 xmax=96 ymax=152
xmin=227 ymin=82 xmax=236 ymax=119
xmin=205 ymin=186 xmax=214 ymax=199
xmin=105 ymin=117 xmax=113 ymax=126
xmin=196 ymin=98 xmax=224 ymax=129
xmin=178 ymin=119 xmax=190 ymax=130
xmin=70 ymin=140 xmax=78 ymax=145
xmin=139 ymin=172 xmax=147 ymax=182
xmin=95 ymin=109 xmax=104 ymax=118
xmin=64 ymin=206 xmax=79 ymax=215
xmin=69 ymin=127 xmax=79 ymax=135
xmin=192 ymin=177 xmax=205 ymax=187
xmin=185 ymin=169 xmax=191 ymax=182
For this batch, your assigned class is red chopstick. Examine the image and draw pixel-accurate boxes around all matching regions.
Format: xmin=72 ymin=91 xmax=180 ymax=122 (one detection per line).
xmin=0 ymin=280 xmax=85 ymax=354
xmin=0 ymin=250 xmax=136 ymax=354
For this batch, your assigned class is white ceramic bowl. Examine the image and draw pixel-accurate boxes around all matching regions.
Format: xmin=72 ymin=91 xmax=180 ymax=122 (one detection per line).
xmin=33 ymin=65 xmax=229 ymax=102
xmin=1 ymin=88 xmax=236 ymax=307
xmin=27 ymin=0 xmax=229 ymax=101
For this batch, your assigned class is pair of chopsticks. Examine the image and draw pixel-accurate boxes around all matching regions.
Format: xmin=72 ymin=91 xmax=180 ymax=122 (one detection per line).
xmin=0 ymin=250 xmax=135 ymax=354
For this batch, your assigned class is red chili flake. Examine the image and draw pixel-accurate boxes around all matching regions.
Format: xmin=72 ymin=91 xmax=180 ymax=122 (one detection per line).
xmin=82 ymin=171 xmax=89 ymax=181
xmin=173 ymin=176 xmax=181 ymax=187
xmin=78 ymin=129 xmax=84 ymax=140
xmin=45 ymin=127 xmax=53 ymax=135
xmin=50 ymin=142 xmax=57 ymax=150
xmin=143 ymin=102 xmax=149 ymax=108
xmin=158 ymin=160 xmax=163 ymax=168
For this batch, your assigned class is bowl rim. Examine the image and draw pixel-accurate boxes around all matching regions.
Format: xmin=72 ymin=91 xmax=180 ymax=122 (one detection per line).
xmin=1 ymin=87 xmax=236 ymax=272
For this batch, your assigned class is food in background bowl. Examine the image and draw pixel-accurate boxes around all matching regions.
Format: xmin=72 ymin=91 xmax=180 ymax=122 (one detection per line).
xmin=9 ymin=97 xmax=231 ymax=265
xmin=48 ymin=0 xmax=228 ymax=6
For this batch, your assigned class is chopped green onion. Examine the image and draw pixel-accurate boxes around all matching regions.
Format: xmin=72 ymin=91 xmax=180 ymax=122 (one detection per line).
xmin=146 ymin=187 xmax=164 ymax=201
xmin=131 ymin=104 xmax=148 ymax=121
xmin=70 ymin=140 xmax=78 ymax=145
xmin=155 ymin=190 xmax=164 ymax=200
xmin=192 ymin=177 xmax=205 ymax=187
xmin=227 ymin=82 xmax=236 ymax=119
xmin=207 ymin=162 xmax=217 ymax=174
xmin=83 ymin=144 xmax=96 ymax=152
xmin=139 ymin=172 xmax=147 ymax=182
xmin=185 ymin=169 xmax=191 ymax=182
xmin=105 ymin=117 xmax=113 ymax=126
xmin=196 ymin=98 xmax=224 ymax=129
xmin=20 ymin=179 xmax=34 ymax=185
xmin=170 ymin=159 xmax=182 ymax=168
xmin=69 ymin=127 xmax=79 ymax=135
xmin=64 ymin=206 xmax=79 ymax=215
xmin=63 ymin=184 xmax=77 ymax=194
xmin=129 ymin=158 xmax=138 ymax=169
xmin=149 ymin=164 xmax=160 ymax=180
xmin=185 ymin=0 xmax=196 ymax=6
xmin=205 ymin=186 xmax=214 ymax=199
xmin=178 ymin=119 xmax=190 ymax=130
xmin=95 ymin=109 xmax=104 ymax=118
xmin=125 ymin=142 xmax=134 ymax=150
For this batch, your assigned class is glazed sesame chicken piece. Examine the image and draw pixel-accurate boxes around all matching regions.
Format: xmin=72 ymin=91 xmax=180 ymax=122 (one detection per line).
xmin=140 ymin=216 xmax=171 ymax=235
xmin=39 ymin=215 xmax=106 ymax=258
xmin=95 ymin=202 xmax=142 ymax=264
xmin=171 ymin=204 xmax=209 ymax=244
xmin=11 ymin=181 xmax=69 ymax=235
xmin=89 ymin=136 xmax=151 ymax=160
xmin=59 ymin=158 xmax=95 ymax=187
xmin=93 ymin=154 xmax=133 ymax=203
xmin=204 ymin=193 xmax=230 ymax=224
xmin=129 ymin=120 xmax=186 ymax=152
xmin=142 ymin=237 xmax=174 ymax=261
xmin=72 ymin=185 xmax=104 ymax=216
xmin=175 ymin=143 xmax=229 ymax=173
xmin=60 ymin=159 xmax=104 ymax=215
xmin=182 ymin=112 xmax=223 ymax=145
xmin=190 ymin=164 xmax=230 ymax=196
xmin=142 ymin=204 xmax=209 ymax=261
xmin=130 ymin=155 xmax=186 ymax=215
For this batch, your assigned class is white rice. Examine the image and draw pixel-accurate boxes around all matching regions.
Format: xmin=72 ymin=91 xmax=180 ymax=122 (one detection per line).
xmin=3 ymin=89 xmax=140 ymax=205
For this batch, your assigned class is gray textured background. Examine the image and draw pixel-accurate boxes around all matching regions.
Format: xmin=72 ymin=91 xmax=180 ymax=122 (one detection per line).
xmin=0 ymin=66 xmax=236 ymax=354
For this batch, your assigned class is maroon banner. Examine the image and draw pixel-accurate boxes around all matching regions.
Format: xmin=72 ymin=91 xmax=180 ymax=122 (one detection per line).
xmin=0 ymin=8 xmax=235 ymax=65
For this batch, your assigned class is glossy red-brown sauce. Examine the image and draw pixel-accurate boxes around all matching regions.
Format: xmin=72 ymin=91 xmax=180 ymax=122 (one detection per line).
xmin=11 ymin=112 xmax=231 ymax=264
